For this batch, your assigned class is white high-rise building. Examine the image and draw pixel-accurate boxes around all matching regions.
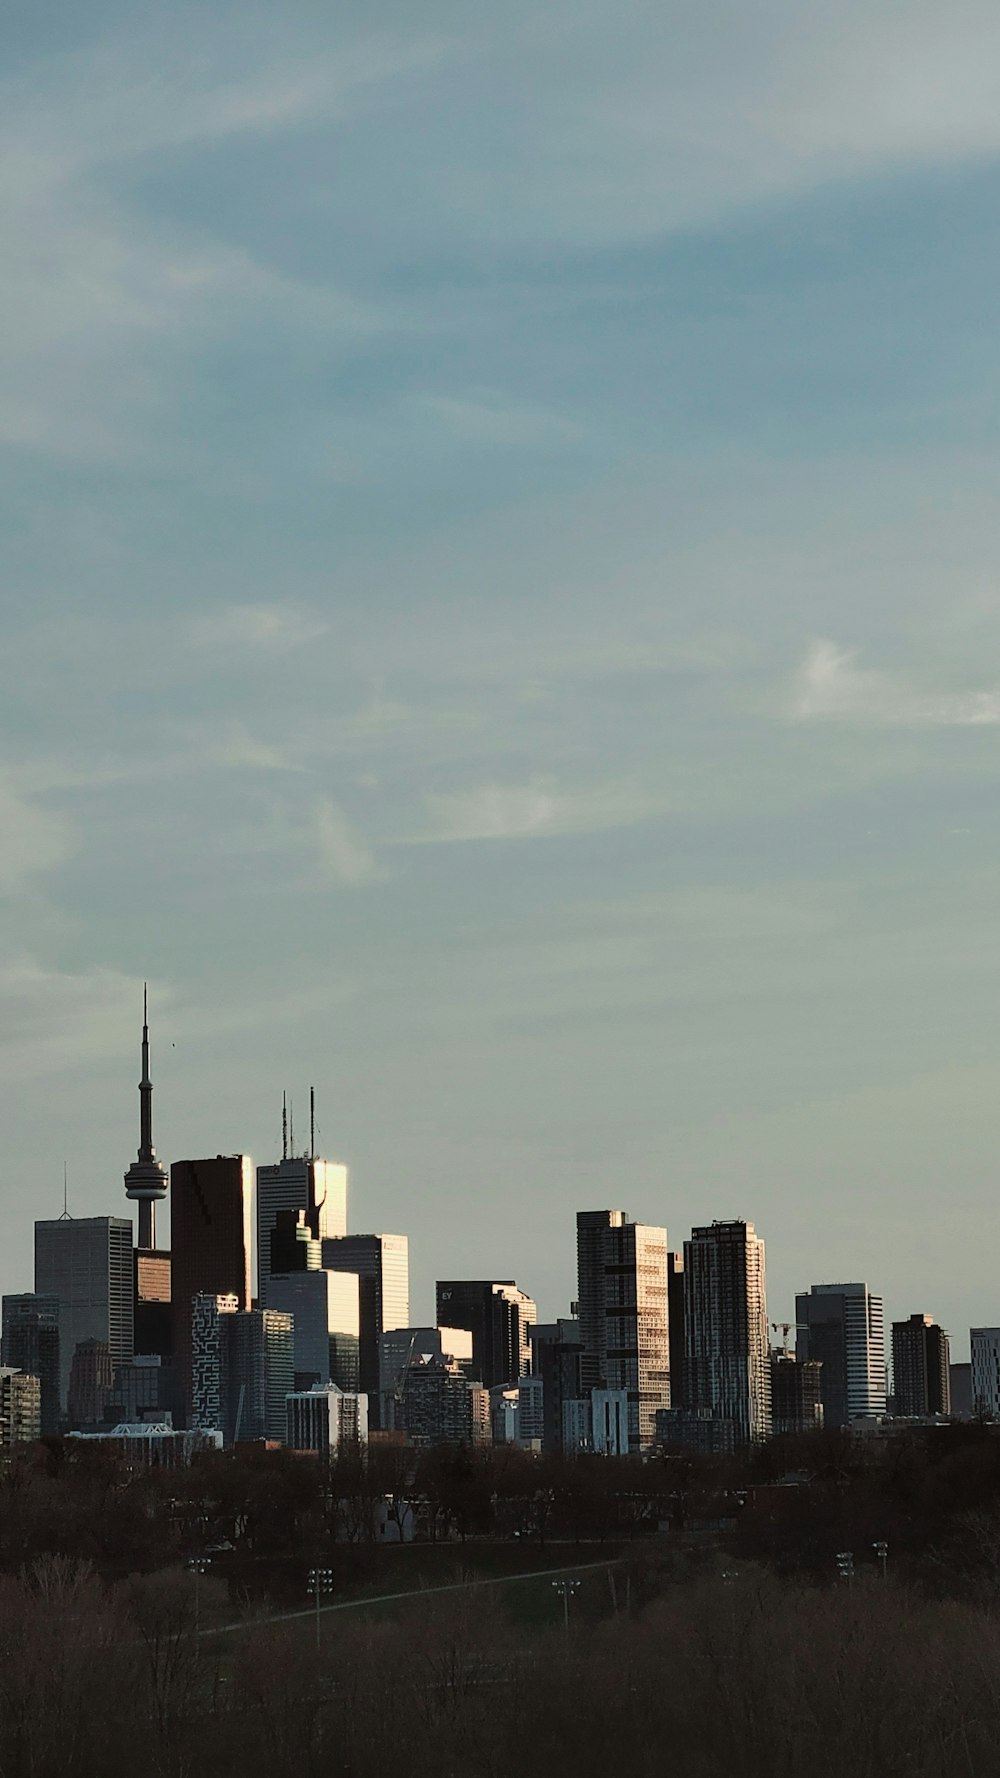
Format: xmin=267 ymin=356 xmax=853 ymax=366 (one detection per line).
xmin=971 ymin=1328 xmax=1000 ymax=1419
xmin=323 ymin=1234 xmax=409 ymax=1424
xmin=796 ymin=1284 xmax=886 ymax=1426
xmin=575 ymin=1211 xmax=670 ymax=1452
xmin=684 ymin=1220 xmax=771 ymax=1444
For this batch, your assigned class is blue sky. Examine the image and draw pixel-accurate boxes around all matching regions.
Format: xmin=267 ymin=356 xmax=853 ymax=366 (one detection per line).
xmin=3 ymin=1 xmax=1000 ymax=1351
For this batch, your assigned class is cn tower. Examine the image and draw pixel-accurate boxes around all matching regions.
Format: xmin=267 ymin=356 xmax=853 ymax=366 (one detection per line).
xmin=123 ymin=985 xmax=169 ymax=1249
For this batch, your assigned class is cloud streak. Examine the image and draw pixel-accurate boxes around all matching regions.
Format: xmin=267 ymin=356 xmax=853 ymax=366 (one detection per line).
xmin=407 ymin=776 xmax=661 ymax=844
xmin=789 ymin=640 xmax=1000 ymax=728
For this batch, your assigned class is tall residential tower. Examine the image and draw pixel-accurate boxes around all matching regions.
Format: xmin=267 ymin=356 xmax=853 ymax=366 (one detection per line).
xmin=684 ymin=1219 xmax=771 ymax=1444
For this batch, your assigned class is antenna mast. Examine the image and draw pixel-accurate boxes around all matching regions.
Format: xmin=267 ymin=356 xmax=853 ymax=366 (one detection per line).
xmin=282 ymin=1092 xmax=288 ymax=1162
xmin=310 ymin=1086 xmax=315 ymax=1161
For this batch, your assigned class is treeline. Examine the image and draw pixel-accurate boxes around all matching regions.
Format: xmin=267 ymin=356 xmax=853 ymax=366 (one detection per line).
xmin=5 ymin=1558 xmax=1000 ymax=1777
xmin=5 ymin=1423 xmax=1000 ymax=1602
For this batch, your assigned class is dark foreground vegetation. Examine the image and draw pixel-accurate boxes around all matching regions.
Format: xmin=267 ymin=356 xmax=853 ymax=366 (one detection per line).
xmin=6 ymin=1422 xmax=1000 ymax=1774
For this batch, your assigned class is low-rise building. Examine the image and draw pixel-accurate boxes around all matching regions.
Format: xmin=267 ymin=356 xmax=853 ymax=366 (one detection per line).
xmin=286 ymin=1383 xmax=369 ymax=1455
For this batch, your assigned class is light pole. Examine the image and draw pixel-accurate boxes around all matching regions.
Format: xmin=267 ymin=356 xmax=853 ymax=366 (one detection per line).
xmin=307 ymin=1567 xmax=335 ymax=1650
xmin=551 ymin=1577 xmax=581 ymax=1633
xmin=835 ymin=1550 xmax=855 ymax=1587
xmin=872 ymin=1540 xmax=888 ymax=1581
xmin=188 ymin=1556 xmax=209 ymax=1634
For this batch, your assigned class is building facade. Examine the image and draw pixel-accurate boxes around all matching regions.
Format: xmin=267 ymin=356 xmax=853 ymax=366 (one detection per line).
xmin=591 ymin=1388 xmax=630 ymax=1455
xmin=796 ymin=1283 xmax=886 ymax=1427
xmin=971 ymin=1329 xmax=1000 ymax=1419
xmin=529 ymin=1318 xmax=583 ymax=1454
xmin=892 ymin=1314 xmax=951 ymax=1418
xmin=1 ymin=1294 xmax=60 ymax=1434
xmin=170 ymin=1156 xmax=252 ymax=1422
xmin=322 ymin=1233 xmax=409 ymax=1425
xmin=0 ymin=1368 xmax=42 ymax=1445
xmin=398 ymin=1355 xmax=489 ymax=1447
xmin=667 ymin=1252 xmax=686 ymax=1411
xmin=770 ymin=1351 xmax=824 ymax=1436
xmin=134 ymin=1250 xmax=172 ymax=1358
xmin=434 ymin=1280 xmax=537 ymax=1389
xmin=378 ymin=1326 xmax=473 ymax=1429
xmin=35 ymin=1216 xmax=134 ymax=1411
xmin=226 ymin=1309 xmax=294 ymax=1443
xmin=684 ymin=1220 xmax=771 ymax=1444
xmin=267 ymin=1268 xmax=361 ymax=1392
xmin=191 ymin=1292 xmax=238 ymax=1434
xmin=256 ymin=1155 xmax=347 ymax=1306
xmin=67 ymin=1338 xmax=115 ymax=1427
xmin=575 ymin=1211 xmax=670 ymax=1452
xmin=286 ymin=1383 xmax=369 ymax=1455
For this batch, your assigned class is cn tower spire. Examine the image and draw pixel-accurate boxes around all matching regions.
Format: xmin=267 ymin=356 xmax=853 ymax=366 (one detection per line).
xmin=124 ymin=983 xmax=169 ymax=1249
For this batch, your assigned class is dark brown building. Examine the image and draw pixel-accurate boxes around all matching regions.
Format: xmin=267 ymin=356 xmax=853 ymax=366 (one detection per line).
xmin=770 ymin=1351 xmax=824 ymax=1436
xmin=892 ymin=1313 xmax=951 ymax=1418
xmin=170 ymin=1156 xmax=252 ymax=1423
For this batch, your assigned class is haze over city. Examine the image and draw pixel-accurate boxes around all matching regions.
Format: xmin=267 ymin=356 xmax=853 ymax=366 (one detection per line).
xmin=5 ymin=1 xmax=1000 ymax=1351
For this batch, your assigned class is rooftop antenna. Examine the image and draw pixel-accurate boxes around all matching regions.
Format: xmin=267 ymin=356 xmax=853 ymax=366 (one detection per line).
xmin=288 ymin=1096 xmax=295 ymax=1160
xmin=58 ymin=1160 xmax=71 ymax=1220
xmin=310 ymin=1086 xmax=315 ymax=1162
xmin=282 ymin=1092 xmax=288 ymax=1162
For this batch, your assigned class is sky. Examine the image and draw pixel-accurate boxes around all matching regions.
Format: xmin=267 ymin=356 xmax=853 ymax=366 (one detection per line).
xmin=3 ymin=1 xmax=1000 ymax=1356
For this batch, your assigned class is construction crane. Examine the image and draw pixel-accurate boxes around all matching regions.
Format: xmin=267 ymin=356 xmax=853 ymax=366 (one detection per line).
xmin=771 ymin=1321 xmax=808 ymax=1355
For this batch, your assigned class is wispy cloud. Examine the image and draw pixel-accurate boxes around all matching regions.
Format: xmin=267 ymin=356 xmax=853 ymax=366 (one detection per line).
xmin=214 ymin=723 xmax=303 ymax=773
xmin=0 ymin=958 xmax=148 ymax=1080
xmin=406 ymin=776 xmax=661 ymax=844
xmin=412 ymin=388 xmax=582 ymax=448
xmin=189 ymin=602 xmax=328 ymax=653
xmin=789 ymin=640 xmax=1000 ymax=728
xmin=0 ymin=775 xmax=71 ymax=894
xmin=314 ymin=798 xmax=382 ymax=885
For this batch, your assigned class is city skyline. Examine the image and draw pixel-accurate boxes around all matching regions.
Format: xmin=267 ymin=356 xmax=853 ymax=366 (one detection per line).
xmin=0 ymin=993 xmax=977 ymax=1358
xmin=5 ymin=2 xmax=1000 ymax=1360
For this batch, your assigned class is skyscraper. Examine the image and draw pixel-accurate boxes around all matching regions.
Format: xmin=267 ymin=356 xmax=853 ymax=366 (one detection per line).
xmin=170 ymin=1156 xmax=253 ymax=1422
xmin=434 ymin=1280 xmax=537 ymax=1388
xmin=191 ymin=1292 xmax=238 ymax=1435
xmin=123 ymin=988 xmax=169 ymax=1252
xmin=398 ymin=1355 xmax=489 ymax=1448
xmin=667 ymin=1252 xmax=686 ymax=1410
xmin=67 ymin=1338 xmax=114 ymax=1427
xmin=1 ymin=1294 xmax=60 ymax=1434
xmin=267 ymin=1268 xmax=361 ymax=1393
xmin=575 ymin=1210 xmax=670 ymax=1452
xmin=134 ymin=1250 xmax=172 ymax=1357
xmin=892 ymin=1314 xmax=951 ymax=1418
xmin=796 ymin=1283 xmax=886 ymax=1427
xmin=529 ymin=1318 xmax=583 ymax=1453
xmin=35 ymin=1216 xmax=134 ymax=1410
xmin=257 ymin=1148 xmax=347 ymax=1307
xmin=322 ymin=1233 xmax=409 ymax=1425
xmin=971 ymin=1329 xmax=1000 ymax=1419
xmin=684 ymin=1220 xmax=771 ymax=1444
xmin=226 ymin=1309 xmax=294 ymax=1443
